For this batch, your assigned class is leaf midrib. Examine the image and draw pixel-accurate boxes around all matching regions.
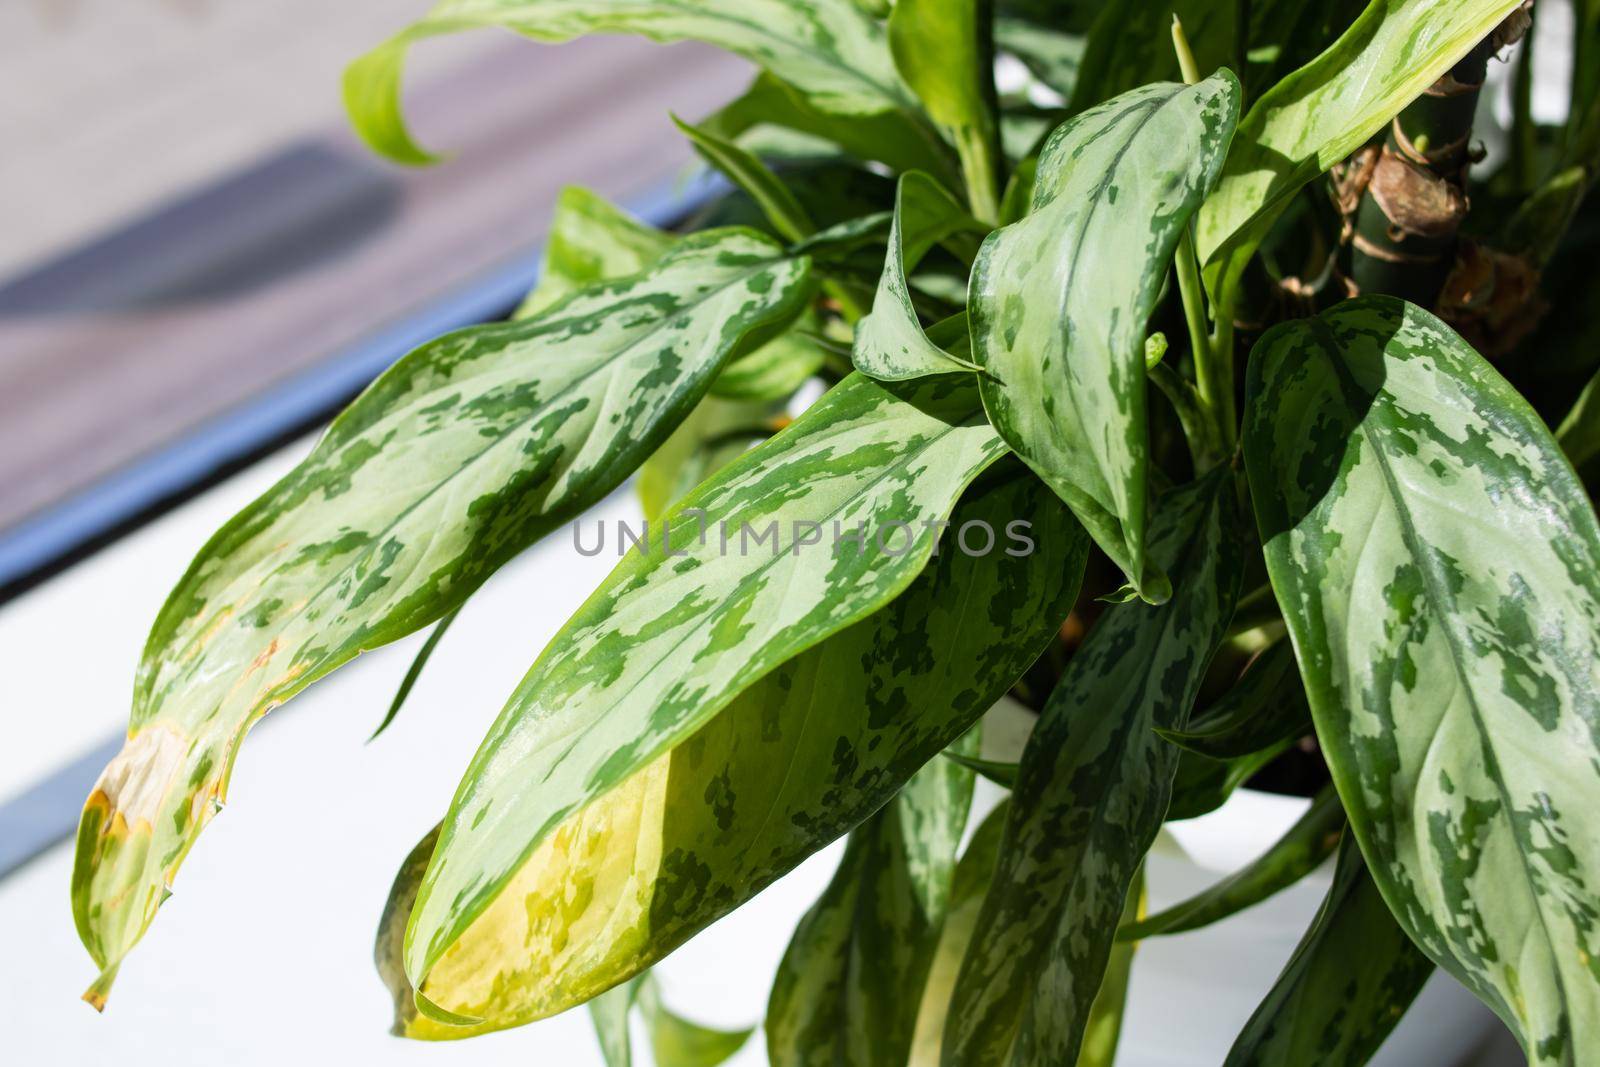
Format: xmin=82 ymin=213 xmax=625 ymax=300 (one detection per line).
xmin=1314 ymin=321 xmax=1573 ymax=1032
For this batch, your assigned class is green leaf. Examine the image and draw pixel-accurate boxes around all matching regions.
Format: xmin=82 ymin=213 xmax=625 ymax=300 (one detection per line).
xmin=1557 ymin=367 xmax=1600 ymax=472
xmin=972 ymin=73 xmax=1240 ymax=603
xmin=1195 ymin=0 xmax=1527 ymax=300
xmin=519 ymin=185 xmax=824 ymax=406
xmin=1164 ymin=743 xmax=1291 ymax=822
xmin=943 ymin=471 xmax=1246 ymax=1066
xmin=854 ymin=172 xmax=986 ymax=380
xmin=70 ymin=227 xmax=812 ymax=1003
xmin=400 ymin=373 xmax=1015 ymax=1020
xmin=515 ymin=186 xmax=673 ymax=319
xmin=941 ymin=751 xmax=1019 ymax=788
xmin=1223 ymin=837 xmax=1435 ymax=1067
xmin=909 ymin=800 xmax=1010 ymax=1067
xmin=640 ymin=979 xmax=754 ymax=1067
xmin=369 ymin=607 xmax=460 ymax=742
xmin=1244 ymin=296 xmax=1600 ymax=1065
xmin=766 ymin=743 xmax=975 ymax=1067
xmin=673 ymin=115 xmax=817 ymax=243
xmin=1076 ymin=868 xmax=1145 ymax=1067
xmin=373 ymin=464 xmax=1086 ymax=1035
xmin=1120 ymin=786 xmax=1344 ymax=940
xmin=346 ymin=0 xmax=918 ymax=163
xmin=1156 ymin=638 xmax=1312 ymax=760
xmin=993 ymin=16 xmax=1084 ymax=100
xmin=703 ymin=71 xmax=958 ymax=182
xmin=888 ymin=0 xmax=1003 ymax=220
xmin=589 ymin=975 xmax=646 ymax=1067
xmin=1066 ymin=1 xmax=1238 ymax=113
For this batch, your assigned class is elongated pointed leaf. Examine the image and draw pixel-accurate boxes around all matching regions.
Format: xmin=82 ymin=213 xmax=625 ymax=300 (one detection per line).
xmin=910 ymin=801 xmax=1009 ymax=1067
xmin=855 ymin=172 xmax=986 ymax=380
xmin=369 ymin=607 xmax=461 ymax=741
xmin=1245 ymin=296 xmax=1600 ymax=1065
xmin=703 ymin=71 xmax=959 ymax=183
xmin=71 ymin=228 xmax=811 ymax=1002
xmin=402 ymin=374 xmax=1012 ymax=1015
xmin=640 ymin=980 xmax=754 ymax=1067
xmin=888 ymin=0 xmax=1002 ymax=219
xmin=1120 ymin=786 xmax=1344 ymax=940
xmin=516 ymin=186 xmax=673 ymax=319
xmin=346 ymin=0 xmax=918 ymax=163
xmin=1076 ymin=869 xmax=1145 ymax=1067
xmin=1164 ymin=743 xmax=1291 ymax=822
xmin=1157 ymin=638 xmax=1312 ymax=760
xmin=972 ymin=73 xmax=1240 ymax=602
xmin=766 ymin=745 xmax=974 ymax=1067
xmin=1223 ymin=838 xmax=1434 ymax=1067
xmin=1066 ymin=0 xmax=1237 ymax=112
xmin=374 ymin=466 xmax=1087 ymax=1034
xmin=1195 ymin=0 xmax=1525 ymax=298
xmin=944 ymin=471 xmax=1246 ymax=1066
xmin=674 ymin=115 xmax=816 ymax=244
xmin=589 ymin=976 xmax=646 ymax=1067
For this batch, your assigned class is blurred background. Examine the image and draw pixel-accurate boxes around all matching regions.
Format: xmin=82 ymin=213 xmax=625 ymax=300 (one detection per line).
xmin=0 ymin=2 xmax=1546 ymax=1063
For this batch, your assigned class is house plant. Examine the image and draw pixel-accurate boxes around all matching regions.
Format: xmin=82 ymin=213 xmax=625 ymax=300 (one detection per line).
xmin=68 ymin=0 xmax=1600 ymax=1064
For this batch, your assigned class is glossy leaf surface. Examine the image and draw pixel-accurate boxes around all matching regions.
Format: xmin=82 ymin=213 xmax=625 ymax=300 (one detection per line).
xmin=854 ymin=171 xmax=985 ymax=380
xmin=944 ymin=471 xmax=1245 ymax=1065
xmin=72 ymin=228 xmax=811 ymax=1000
xmin=402 ymin=373 xmax=1013 ymax=1013
xmin=972 ymin=73 xmax=1239 ymax=601
xmin=1157 ymin=639 xmax=1312 ymax=760
xmin=376 ymin=466 xmax=1086 ymax=1033
xmin=1245 ymin=297 xmax=1600 ymax=1064
xmin=1196 ymin=0 xmax=1526 ymax=294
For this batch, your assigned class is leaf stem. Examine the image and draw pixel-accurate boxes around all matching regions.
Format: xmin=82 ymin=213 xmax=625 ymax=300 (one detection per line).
xmin=1512 ymin=27 xmax=1538 ymax=193
xmin=1170 ymin=16 xmax=1236 ymax=454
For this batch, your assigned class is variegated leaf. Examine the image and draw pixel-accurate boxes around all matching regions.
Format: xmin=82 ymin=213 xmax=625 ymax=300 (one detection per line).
xmin=1195 ymin=0 xmax=1525 ymax=300
xmin=517 ymin=185 xmax=824 ymax=403
xmin=766 ymin=741 xmax=975 ymax=1067
xmin=637 ymin=396 xmax=781 ymax=522
xmin=944 ymin=471 xmax=1246 ymax=1065
xmin=854 ymin=171 xmax=985 ymax=381
xmin=1076 ymin=869 xmax=1145 ymax=1067
xmin=972 ymin=73 xmax=1239 ymax=603
xmin=70 ymin=227 xmax=810 ymax=1003
xmin=346 ymin=0 xmax=919 ymax=164
xmin=400 ymin=374 xmax=1014 ymax=1019
xmin=1120 ymin=786 xmax=1344 ymax=940
xmin=375 ymin=465 xmax=1087 ymax=1035
xmin=1223 ymin=837 xmax=1434 ymax=1067
xmin=1244 ymin=297 xmax=1600 ymax=1065
xmin=516 ymin=186 xmax=673 ymax=319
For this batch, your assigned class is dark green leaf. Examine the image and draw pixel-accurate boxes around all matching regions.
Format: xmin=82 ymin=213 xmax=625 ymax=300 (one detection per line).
xmin=1120 ymin=786 xmax=1344 ymax=940
xmin=943 ymin=471 xmax=1246 ymax=1065
xmin=1223 ymin=837 xmax=1435 ymax=1067
xmin=368 ymin=607 xmax=460 ymax=741
xmin=1157 ymin=639 xmax=1312 ymax=759
xmin=973 ymin=73 xmax=1240 ymax=602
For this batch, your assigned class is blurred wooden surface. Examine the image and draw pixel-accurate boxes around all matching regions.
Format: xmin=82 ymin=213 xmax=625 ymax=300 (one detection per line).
xmin=0 ymin=1 xmax=750 ymax=533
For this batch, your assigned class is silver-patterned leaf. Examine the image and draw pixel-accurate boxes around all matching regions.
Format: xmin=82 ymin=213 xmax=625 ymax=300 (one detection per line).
xmin=971 ymin=73 xmax=1239 ymax=603
xmin=401 ymin=373 xmax=1012 ymax=1017
xmin=854 ymin=171 xmax=985 ymax=380
xmin=943 ymin=470 xmax=1246 ymax=1065
xmin=373 ymin=465 xmax=1086 ymax=1034
xmin=1244 ymin=296 xmax=1600 ymax=1065
xmin=70 ymin=226 xmax=811 ymax=1003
